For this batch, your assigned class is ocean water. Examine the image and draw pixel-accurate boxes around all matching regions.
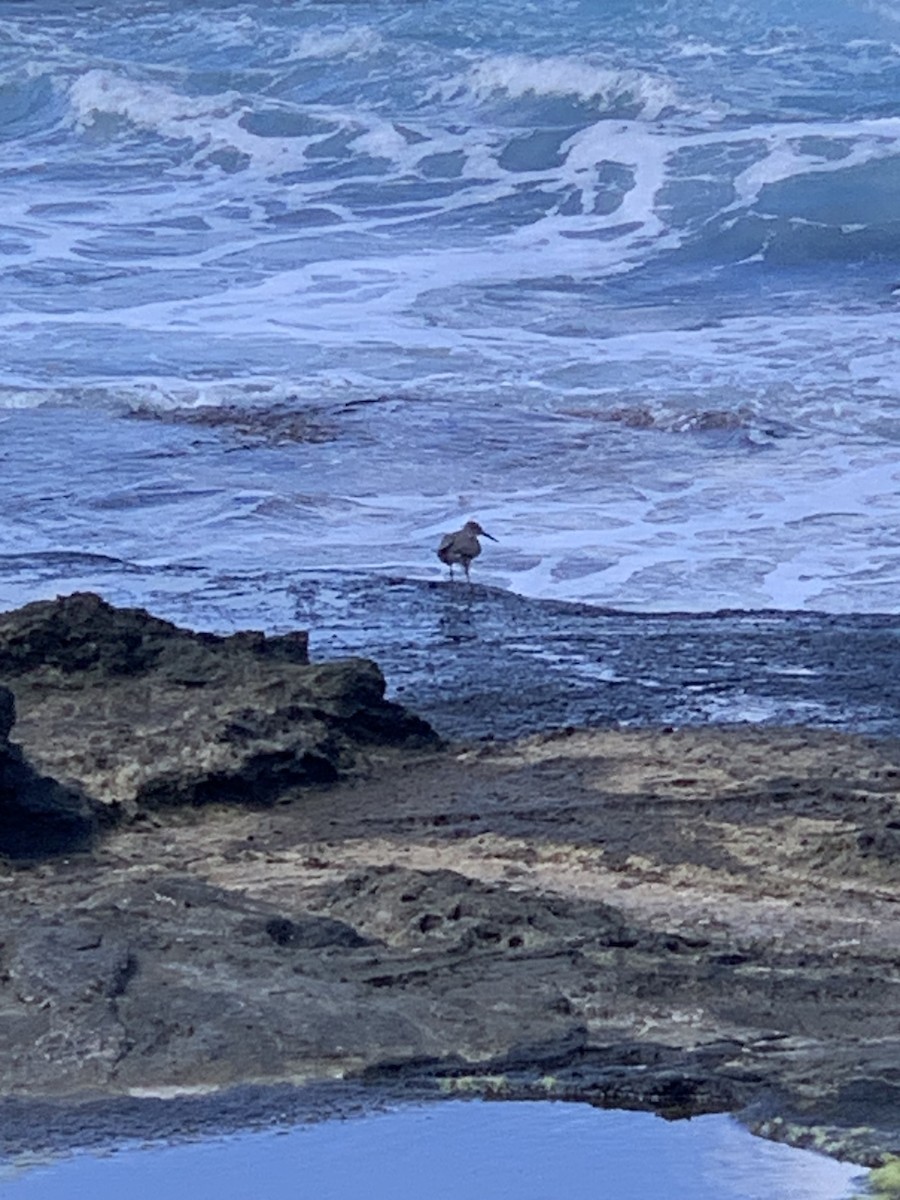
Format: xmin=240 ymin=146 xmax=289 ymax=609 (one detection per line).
xmin=1 ymin=0 xmax=900 ymax=624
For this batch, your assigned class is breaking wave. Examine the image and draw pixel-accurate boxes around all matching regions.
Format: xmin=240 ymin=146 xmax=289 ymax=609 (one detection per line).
xmin=461 ymin=54 xmax=681 ymax=120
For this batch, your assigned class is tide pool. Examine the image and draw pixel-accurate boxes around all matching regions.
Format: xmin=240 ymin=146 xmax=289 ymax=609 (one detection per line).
xmin=0 ymin=1101 xmax=863 ymax=1200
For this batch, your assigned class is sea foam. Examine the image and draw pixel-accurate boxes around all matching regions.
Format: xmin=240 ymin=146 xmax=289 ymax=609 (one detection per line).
xmin=460 ymin=54 xmax=681 ymax=120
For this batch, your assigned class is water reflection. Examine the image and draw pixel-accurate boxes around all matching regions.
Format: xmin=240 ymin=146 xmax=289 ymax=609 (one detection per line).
xmin=437 ymin=585 xmax=479 ymax=642
xmin=0 ymin=1101 xmax=862 ymax=1200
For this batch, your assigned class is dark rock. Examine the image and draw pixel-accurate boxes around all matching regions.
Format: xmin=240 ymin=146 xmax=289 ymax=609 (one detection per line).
xmin=857 ymin=821 xmax=900 ymax=860
xmin=317 ymin=865 xmax=637 ymax=955
xmin=7 ymin=922 xmax=135 ymax=1005
xmin=264 ymin=915 xmax=370 ymax=949
xmin=0 ymin=593 xmax=439 ymax=818
xmin=0 ymin=686 xmax=14 ymax=739
xmin=129 ymin=401 xmax=335 ymax=448
xmin=1 ymin=919 xmax=134 ymax=1087
xmin=0 ymin=591 xmax=310 ymax=679
xmin=0 ymin=749 xmax=98 ymax=857
xmin=1 ymin=587 xmax=899 ymax=1164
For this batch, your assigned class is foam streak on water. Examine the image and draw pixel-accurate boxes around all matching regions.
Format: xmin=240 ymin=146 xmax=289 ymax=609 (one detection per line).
xmin=1 ymin=0 xmax=900 ymax=618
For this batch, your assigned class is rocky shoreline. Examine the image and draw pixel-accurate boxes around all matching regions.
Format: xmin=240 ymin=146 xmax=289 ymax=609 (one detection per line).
xmin=0 ymin=592 xmax=898 ymax=1167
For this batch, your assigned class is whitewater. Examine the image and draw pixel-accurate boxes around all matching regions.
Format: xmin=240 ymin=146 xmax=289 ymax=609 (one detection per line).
xmin=1 ymin=0 xmax=900 ymax=629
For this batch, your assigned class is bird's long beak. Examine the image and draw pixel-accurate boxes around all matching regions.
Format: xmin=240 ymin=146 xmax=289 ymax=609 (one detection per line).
xmin=482 ymin=530 xmax=498 ymax=541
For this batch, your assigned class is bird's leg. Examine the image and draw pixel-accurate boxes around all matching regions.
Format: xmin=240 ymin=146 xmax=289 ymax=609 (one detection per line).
xmin=463 ymin=560 xmax=471 ymax=585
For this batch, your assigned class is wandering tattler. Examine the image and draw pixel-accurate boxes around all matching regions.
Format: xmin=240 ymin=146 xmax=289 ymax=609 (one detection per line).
xmin=437 ymin=519 xmax=497 ymax=583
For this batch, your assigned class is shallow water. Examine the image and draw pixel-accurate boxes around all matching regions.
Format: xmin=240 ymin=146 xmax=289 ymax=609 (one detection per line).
xmin=0 ymin=1102 xmax=864 ymax=1200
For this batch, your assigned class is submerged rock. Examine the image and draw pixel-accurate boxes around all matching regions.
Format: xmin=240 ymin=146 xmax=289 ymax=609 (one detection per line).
xmin=0 ymin=592 xmax=437 ymax=820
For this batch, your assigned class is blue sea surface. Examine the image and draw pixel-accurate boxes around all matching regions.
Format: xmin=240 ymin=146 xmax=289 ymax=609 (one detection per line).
xmin=0 ymin=0 xmax=899 ymax=618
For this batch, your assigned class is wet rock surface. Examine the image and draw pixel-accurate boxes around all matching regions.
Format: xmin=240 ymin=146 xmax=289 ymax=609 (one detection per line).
xmin=292 ymin=574 xmax=900 ymax=739
xmin=0 ymin=590 xmax=899 ymax=1166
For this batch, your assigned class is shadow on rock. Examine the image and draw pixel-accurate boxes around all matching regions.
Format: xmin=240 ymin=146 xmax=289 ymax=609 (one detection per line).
xmin=0 ymin=684 xmax=101 ymax=858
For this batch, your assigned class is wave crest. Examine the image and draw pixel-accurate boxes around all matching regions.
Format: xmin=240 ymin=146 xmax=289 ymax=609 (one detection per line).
xmin=69 ymin=68 xmax=241 ymax=137
xmin=288 ymin=26 xmax=384 ymax=62
xmin=464 ymin=54 xmax=680 ymax=119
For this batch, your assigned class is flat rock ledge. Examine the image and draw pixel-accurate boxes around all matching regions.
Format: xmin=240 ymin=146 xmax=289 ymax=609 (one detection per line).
xmin=0 ymin=595 xmax=898 ymax=1170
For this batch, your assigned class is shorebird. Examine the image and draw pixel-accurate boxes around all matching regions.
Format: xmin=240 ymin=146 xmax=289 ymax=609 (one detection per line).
xmin=437 ymin=519 xmax=497 ymax=583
